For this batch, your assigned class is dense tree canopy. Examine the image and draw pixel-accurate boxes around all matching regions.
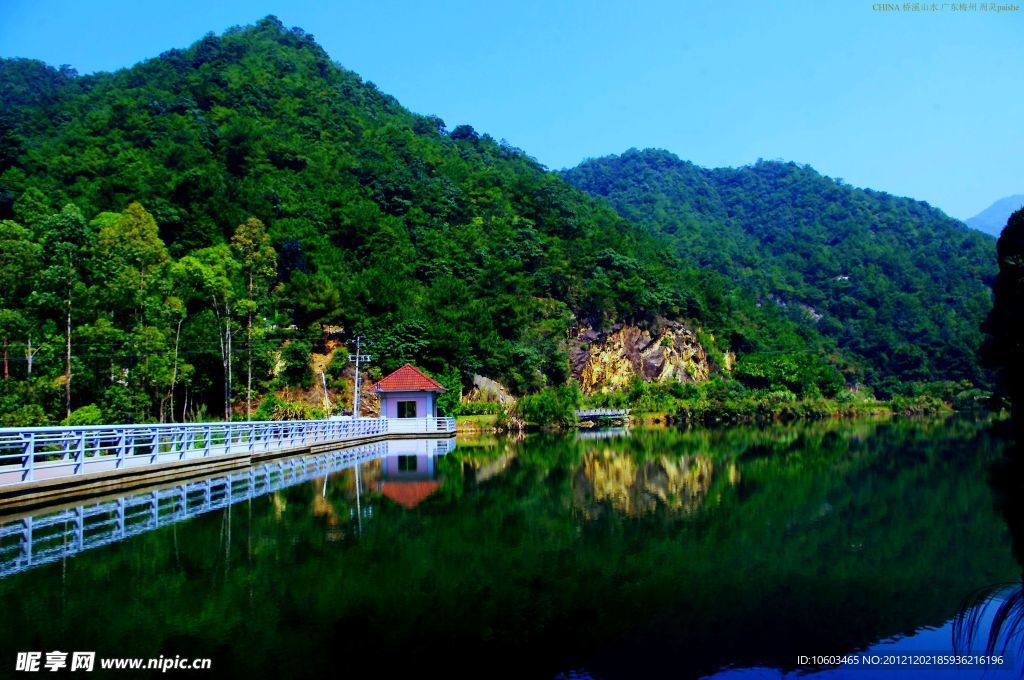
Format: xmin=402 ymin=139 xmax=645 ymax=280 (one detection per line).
xmin=563 ymin=149 xmax=996 ymax=393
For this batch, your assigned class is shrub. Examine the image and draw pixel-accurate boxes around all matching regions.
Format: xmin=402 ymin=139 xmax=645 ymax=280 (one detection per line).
xmin=64 ymin=404 xmax=104 ymax=426
xmin=0 ymin=403 xmax=47 ymax=428
xmin=515 ymin=383 xmax=581 ymax=427
xmin=253 ymin=394 xmax=323 ymax=420
xmin=426 ymin=366 xmax=463 ymax=417
xmin=460 ymin=401 xmax=503 ymax=415
xmin=281 ymin=340 xmax=313 ymax=387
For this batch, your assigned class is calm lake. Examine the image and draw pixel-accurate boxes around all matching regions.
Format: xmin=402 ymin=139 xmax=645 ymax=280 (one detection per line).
xmin=1 ymin=417 xmax=1021 ymax=678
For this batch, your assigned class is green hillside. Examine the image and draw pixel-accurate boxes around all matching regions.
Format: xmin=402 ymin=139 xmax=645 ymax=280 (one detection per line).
xmin=563 ymin=149 xmax=996 ymax=393
xmin=0 ymin=17 xmax=822 ymax=425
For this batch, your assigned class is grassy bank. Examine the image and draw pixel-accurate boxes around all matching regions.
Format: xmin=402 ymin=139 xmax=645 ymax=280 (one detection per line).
xmin=458 ymin=377 xmax=978 ymax=431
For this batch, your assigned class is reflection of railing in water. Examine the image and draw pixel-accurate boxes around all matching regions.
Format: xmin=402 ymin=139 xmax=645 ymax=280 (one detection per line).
xmin=0 ymin=441 xmax=396 ymax=579
xmin=575 ymin=427 xmax=631 ymax=441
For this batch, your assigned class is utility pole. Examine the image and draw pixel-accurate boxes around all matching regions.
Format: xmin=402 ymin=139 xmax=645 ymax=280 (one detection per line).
xmin=348 ymin=335 xmax=372 ymax=418
xmin=321 ymin=371 xmax=331 ymax=415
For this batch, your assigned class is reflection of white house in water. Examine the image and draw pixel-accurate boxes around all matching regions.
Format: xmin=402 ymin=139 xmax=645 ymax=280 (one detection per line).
xmin=378 ymin=438 xmax=453 ymax=509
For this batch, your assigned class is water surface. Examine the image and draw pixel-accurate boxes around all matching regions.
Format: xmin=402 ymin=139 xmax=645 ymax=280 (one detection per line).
xmin=0 ymin=418 xmax=1018 ymax=678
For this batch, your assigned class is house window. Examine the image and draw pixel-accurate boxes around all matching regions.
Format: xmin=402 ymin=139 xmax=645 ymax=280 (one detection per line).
xmin=397 ymin=401 xmax=417 ymax=418
xmin=398 ymin=455 xmax=418 ymax=471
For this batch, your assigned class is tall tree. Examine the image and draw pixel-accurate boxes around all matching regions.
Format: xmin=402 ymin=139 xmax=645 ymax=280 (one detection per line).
xmin=0 ymin=219 xmax=40 ymax=380
xmin=34 ymin=205 xmax=92 ymax=419
xmin=188 ymin=246 xmax=240 ymax=421
xmin=230 ymin=217 xmax=276 ymax=420
xmin=92 ymin=203 xmax=173 ymax=422
xmin=96 ymin=203 xmax=170 ymax=327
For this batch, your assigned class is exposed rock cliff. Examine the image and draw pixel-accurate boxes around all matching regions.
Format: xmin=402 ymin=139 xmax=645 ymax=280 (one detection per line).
xmin=464 ymin=375 xmax=515 ymax=403
xmin=571 ymin=321 xmax=710 ymax=394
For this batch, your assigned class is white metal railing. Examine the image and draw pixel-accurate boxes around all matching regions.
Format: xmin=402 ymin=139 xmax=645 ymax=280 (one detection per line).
xmin=575 ymin=409 xmax=631 ymax=419
xmin=385 ymin=417 xmax=458 ymax=434
xmin=0 ymin=416 xmax=454 ymax=488
xmin=0 ymin=441 xmax=390 ymax=578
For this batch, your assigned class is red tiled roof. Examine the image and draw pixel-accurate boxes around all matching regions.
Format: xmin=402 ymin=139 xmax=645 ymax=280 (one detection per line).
xmin=371 ymin=364 xmax=447 ymax=392
xmin=379 ymin=481 xmax=441 ymax=509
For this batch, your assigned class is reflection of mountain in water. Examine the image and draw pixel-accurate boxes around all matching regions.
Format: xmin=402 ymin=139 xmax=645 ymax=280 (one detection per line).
xmin=573 ymin=449 xmax=715 ymax=517
xmin=464 ymin=454 xmax=513 ymax=485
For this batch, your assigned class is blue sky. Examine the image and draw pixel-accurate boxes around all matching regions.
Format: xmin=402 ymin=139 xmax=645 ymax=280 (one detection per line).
xmin=1 ymin=0 xmax=1021 ymax=220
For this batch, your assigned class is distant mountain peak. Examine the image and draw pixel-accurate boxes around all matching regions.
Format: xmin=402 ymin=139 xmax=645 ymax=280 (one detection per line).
xmin=965 ymin=195 xmax=1024 ymax=237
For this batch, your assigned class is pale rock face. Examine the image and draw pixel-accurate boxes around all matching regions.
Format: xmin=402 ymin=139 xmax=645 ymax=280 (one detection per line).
xmin=570 ymin=321 xmax=710 ymax=394
xmin=464 ymin=374 xmax=515 ymax=403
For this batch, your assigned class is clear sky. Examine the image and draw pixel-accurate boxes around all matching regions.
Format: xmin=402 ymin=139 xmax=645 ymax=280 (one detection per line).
xmin=1 ymin=0 xmax=1021 ymax=220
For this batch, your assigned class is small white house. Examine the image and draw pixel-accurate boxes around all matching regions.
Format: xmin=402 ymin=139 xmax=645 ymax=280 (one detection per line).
xmin=370 ymin=364 xmax=447 ymax=420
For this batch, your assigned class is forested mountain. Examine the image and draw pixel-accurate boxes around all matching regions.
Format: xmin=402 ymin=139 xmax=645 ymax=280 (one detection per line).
xmin=966 ymin=195 xmax=1024 ymax=237
xmin=0 ymin=17 xmax=820 ymax=425
xmin=563 ymin=149 xmax=996 ymax=393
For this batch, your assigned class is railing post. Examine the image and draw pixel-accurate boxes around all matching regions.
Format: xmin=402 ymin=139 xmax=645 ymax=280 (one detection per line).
xmin=22 ymin=433 xmax=34 ymax=482
xmin=75 ymin=505 xmax=85 ymax=551
xmin=117 ymin=429 xmax=127 ymax=470
xmin=75 ymin=431 xmax=85 ymax=475
xmin=22 ymin=516 xmax=33 ymax=566
xmin=116 ymin=497 xmax=125 ymax=539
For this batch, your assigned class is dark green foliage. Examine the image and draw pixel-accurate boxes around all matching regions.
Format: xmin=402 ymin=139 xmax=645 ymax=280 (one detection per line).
xmin=983 ymin=208 xmax=1024 ymax=417
xmin=64 ymin=404 xmax=103 ymax=426
xmin=252 ymin=393 xmax=323 ymax=421
xmin=563 ymin=149 xmax=996 ymax=389
xmin=580 ymin=374 xmax=952 ymax=423
xmin=733 ymin=352 xmax=845 ymax=398
xmin=426 ymin=366 xmax=462 ymax=417
xmin=459 ymin=401 xmax=503 ymax=415
xmin=280 ymin=340 xmax=312 ymax=387
xmin=515 ymin=383 xmax=581 ymax=427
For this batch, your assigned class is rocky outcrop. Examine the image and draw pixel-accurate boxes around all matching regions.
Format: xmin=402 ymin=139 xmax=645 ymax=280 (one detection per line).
xmin=570 ymin=321 xmax=710 ymax=394
xmin=464 ymin=375 xmax=515 ymax=403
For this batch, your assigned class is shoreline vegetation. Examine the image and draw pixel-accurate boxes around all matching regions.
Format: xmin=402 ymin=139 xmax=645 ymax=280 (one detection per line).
xmin=455 ymin=377 xmax=991 ymax=433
